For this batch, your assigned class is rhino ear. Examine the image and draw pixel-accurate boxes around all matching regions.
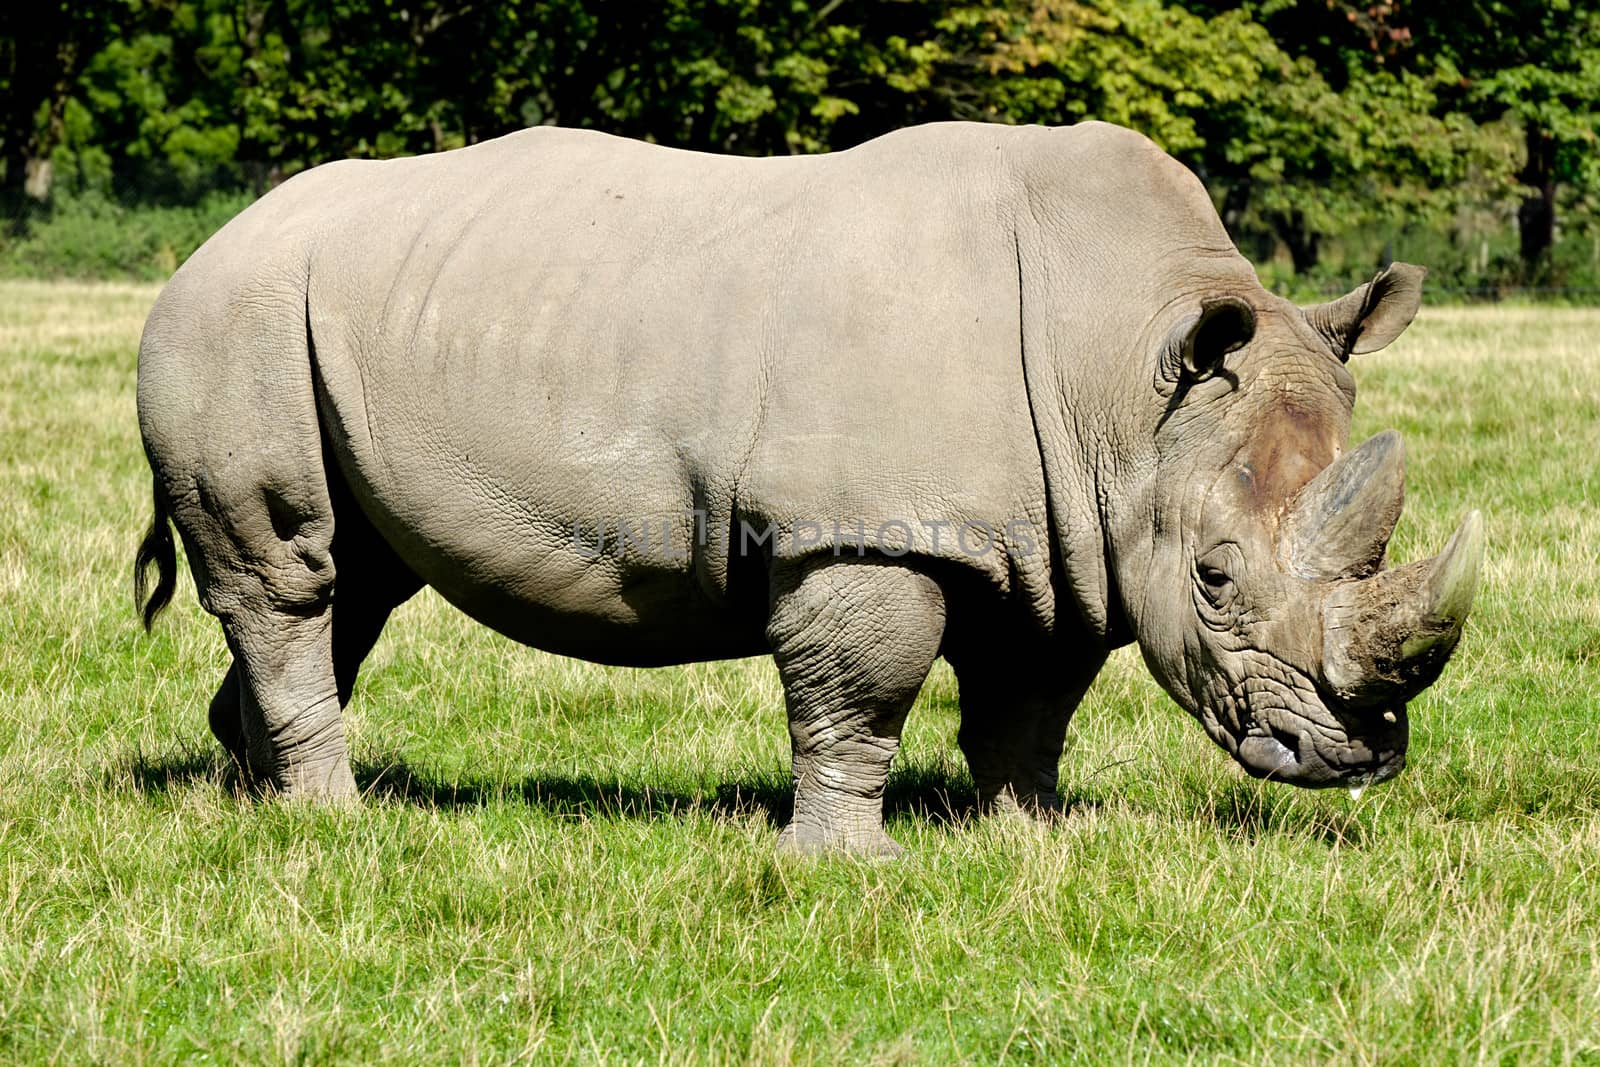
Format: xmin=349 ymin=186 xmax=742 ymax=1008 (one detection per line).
xmin=1163 ymin=295 xmax=1255 ymax=386
xmin=1304 ymin=263 xmax=1426 ymax=360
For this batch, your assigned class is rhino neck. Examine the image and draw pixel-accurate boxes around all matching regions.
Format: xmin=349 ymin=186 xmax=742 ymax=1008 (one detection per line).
xmin=1005 ymin=122 xmax=1250 ymax=649
xmin=1013 ymin=235 xmax=1130 ymax=648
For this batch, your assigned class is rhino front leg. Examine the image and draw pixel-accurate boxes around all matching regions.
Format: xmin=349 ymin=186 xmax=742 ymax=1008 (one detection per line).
xmin=207 ymin=663 xmax=246 ymax=769
xmin=951 ymin=649 xmax=1105 ymax=817
xmin=767 ymin=556 xmax=946 ymax=857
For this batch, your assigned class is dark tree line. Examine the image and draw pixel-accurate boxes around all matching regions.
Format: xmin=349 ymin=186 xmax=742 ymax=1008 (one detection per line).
xmin=3 ymin=0 xmax=1596 ymax=281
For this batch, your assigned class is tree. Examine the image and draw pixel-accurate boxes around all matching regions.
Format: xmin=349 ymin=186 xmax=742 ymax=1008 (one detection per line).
xmin=6 ymin=0 xmax=1591 ymax=289
xmin=0 ymin=2 xmax=128 ymax=213
xmin=1193 ymin=0 xmax=1600 ymax=281
xmin=1405 ymin=1 xmax=1600 ymax=279
xmin=936 ymin=0 xmax=1502 ymax=273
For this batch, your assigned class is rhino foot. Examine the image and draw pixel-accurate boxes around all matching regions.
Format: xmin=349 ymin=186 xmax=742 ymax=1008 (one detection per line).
xmin=777 ymin=821 xmax=905 ymax=860
xmin=979 ymin=786 xmax=1065 ymax=821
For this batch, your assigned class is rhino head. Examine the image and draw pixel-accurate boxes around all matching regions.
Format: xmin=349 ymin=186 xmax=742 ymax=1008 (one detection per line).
xmin=1121 ymin=263 xmax=1482 ymax=788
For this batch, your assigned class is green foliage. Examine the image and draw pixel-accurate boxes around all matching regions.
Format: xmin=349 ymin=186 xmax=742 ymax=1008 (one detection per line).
xmin=0 ymin=190 xmax=253 ymax=280
xmin=1407 ymin=0 xmax=1600 ymax=184
xmin=0 ymin=0 xmax=1596 ymax=286
xmin=1195 ymin=0 xmax=1600 ymax=277
xmin=77 ymin=27 xmax=243 ymax=193
xmin=959 ymin=2 xmax=1272 ymax=151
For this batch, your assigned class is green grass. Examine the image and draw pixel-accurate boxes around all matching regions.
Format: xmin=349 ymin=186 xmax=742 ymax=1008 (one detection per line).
xmin=2 ymin=280 xmax=1597 ymax=1064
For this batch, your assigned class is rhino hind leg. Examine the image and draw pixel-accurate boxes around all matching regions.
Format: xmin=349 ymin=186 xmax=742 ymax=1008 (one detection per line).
xmin=153 ymin=427 xmax=356 ymax=797
xmin=224 ymin=600 xmax=355 ymax=797
xmin=203 ymin=588 xmax=415 ymax=793
xmin=766 ymin=556 xmax=946 ymax=857
xmin=204 ymin=497 xmax=422 ymax=785
xmin=951 ymin=650 xmax=1105 ymax=818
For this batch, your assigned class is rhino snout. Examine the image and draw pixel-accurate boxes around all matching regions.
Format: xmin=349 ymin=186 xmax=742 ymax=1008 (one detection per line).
xmin=1233 ymin=701 xmax=1408 ymax=788
xmin=1220 ymin=431 xmax=1483 ymax=789
xmin=1204 ymin=652 xmax=1409 ymax=788
xmin=1231 ymin=508 xmax=1482 ymax=789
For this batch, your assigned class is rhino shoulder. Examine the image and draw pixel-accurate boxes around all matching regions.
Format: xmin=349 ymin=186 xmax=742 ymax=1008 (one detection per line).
xmin=1003 ymin=120 xmax=1234 ymax=258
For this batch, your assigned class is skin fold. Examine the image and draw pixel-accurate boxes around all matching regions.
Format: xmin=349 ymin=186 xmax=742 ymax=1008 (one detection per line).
xmin=134 ymin=121 xmax=1481 ymax=855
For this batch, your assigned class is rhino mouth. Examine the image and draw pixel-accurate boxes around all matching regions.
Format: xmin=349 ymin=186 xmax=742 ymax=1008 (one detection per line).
xmin=1208 ymin=663 xmax=1408 ymax=788
xmin=1234 ymin=718 xmax=1407 ymax=788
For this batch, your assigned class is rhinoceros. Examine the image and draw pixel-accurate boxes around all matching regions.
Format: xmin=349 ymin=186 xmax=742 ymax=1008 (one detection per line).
xmin=134 ymin=120 xmax=1481 ymax=855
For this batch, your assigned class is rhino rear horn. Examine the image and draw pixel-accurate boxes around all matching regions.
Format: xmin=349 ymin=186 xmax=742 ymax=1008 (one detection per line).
xmin=1304 ymin=263 xmax=1426 ymax=359
xmin=1280 ymin=430 xmax=1405 ymax=580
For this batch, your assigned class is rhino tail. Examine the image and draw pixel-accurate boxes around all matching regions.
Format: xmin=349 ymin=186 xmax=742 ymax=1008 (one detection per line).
xmin=134 ymin=478 xmax=177 ymax=631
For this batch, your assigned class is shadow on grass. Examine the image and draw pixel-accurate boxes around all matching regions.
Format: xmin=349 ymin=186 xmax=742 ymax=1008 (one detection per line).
xmin=356 ymin=756 xmax=981 ymax=828
xmin=103 ymin=745 xmax=982 ymax=829
xmin=109 ymin=744 xmax=238 ymax=794
xmin=111 ymin=746 xmax=1376 ymax=844
xmin=1200 ymin=779 xmax=1375 ymax=848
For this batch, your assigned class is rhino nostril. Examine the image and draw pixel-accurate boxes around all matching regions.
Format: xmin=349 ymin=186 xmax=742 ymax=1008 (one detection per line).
xmin=1267 ymin=722 xmax=1302 ymax=758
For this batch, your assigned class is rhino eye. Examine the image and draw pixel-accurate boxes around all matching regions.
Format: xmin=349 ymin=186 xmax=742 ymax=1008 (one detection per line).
xmin=1197 ymin=563 xmax=1234 ymax=604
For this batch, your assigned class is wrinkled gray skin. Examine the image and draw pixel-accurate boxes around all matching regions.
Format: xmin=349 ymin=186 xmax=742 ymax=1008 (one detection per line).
xmin=135 ymin=121 xmax=1482 ymax=855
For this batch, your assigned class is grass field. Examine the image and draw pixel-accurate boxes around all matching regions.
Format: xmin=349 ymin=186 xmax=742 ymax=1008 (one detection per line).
xmin=1 ymin=279 xmax=1597 ymax=1064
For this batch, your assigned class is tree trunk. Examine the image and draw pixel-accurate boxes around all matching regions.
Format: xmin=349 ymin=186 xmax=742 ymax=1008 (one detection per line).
xmin=1271 ymin=209 xmax=1321 ymax=275
xmin=22 ymin=158 xmax=53 ymax=201
xmin=0 ymin=14 xmax=38 ymax=218
xmin=3 ymin=37 xmax=79 ymax=210
xmin=233 ymin=0 xmax=271 ymax=196
xmin=1517 ymin=123 xmax=1557 ymax=283
xmin=1 ymin=147 xmax=27 ymax=219
xmin=21 ymin=48 xmax=76 ymax=204
xmin=1220 ymin=181 xmax=1251 ymax=237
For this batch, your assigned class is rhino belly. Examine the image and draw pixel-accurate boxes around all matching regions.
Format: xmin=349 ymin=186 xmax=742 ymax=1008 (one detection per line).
xmin=314 ymin=339 xmax=764 ymax=667
xmin=343 ymin=446 xmax=763 ymax=666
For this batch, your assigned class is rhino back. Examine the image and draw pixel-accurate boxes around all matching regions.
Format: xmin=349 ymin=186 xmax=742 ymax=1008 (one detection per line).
xmin=285 ymin=124 xmax=1051 ymax=660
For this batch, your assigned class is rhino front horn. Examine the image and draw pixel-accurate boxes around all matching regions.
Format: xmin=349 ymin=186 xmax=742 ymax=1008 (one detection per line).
xmin=1281 ymin=429 xmax=1406 ymax=580
xmin=1321 ymin=510 xmax=1484 ymax=709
